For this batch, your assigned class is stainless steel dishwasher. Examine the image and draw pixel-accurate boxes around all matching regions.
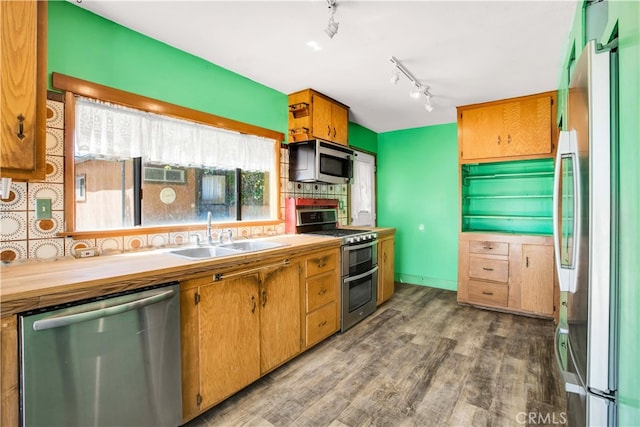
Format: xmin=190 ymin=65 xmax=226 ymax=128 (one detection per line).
xmin=19 ymin=282 xmax=182 ymax=427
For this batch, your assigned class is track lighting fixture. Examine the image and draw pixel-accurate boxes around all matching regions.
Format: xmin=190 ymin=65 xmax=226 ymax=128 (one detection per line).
xmin=325 ymin=0 xmax=339 ymax=39
xmin=389 ymin=56 xmax=434 ymax=112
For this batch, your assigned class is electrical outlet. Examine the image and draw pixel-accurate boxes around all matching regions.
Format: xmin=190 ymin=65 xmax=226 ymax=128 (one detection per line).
xmin=35 ymin=198 xmax=52 ymax=220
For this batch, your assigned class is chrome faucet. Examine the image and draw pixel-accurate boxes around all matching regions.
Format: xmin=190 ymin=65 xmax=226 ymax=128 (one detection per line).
xmin=219 ymin=228 xmax=233 ymax=244
xmin=206 ymin=212 xmax=213 ymax=246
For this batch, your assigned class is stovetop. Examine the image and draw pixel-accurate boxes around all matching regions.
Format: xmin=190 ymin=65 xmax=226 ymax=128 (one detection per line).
xmin=304 ymin=229 xmax=368 ymax=238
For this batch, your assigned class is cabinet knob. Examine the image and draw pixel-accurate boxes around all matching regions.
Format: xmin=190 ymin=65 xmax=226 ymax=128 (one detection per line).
xmin=318 ymin=288 xmax=327 ymax=295
xmin=250 ymin=295 xmax=256 ymax=313
xmin=17 ymin=114 xmax=25 ymax=140
xmin=261 ymin=289 xmax=267 ymax=307
xmin=318 ymin=320 xmax=327 ymax=327
xmin=497 ymin=136 xmax=501 ymax=145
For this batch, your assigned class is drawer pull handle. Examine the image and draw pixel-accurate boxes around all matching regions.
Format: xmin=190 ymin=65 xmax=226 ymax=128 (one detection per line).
xmin=317 ymin=262 xmax=326 ymax=268
xmin=482 ymin=291 xmax=494 ymax=296
xmin=319 ymin=320 xmax=327 ymax=327
xmin=482 ymin=267 xmax=494 ymax=271
xmin=483 ymin=246 xmax=493 ymax=250
xmin=250 ymin=295 xmax=256 ymax=313
xmin=318 ymin=288 xmax=327 ymax=295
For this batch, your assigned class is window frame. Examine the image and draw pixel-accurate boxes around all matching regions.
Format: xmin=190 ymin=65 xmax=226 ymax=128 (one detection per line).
xmin=53 ymin=72 xmax=284 ymax=238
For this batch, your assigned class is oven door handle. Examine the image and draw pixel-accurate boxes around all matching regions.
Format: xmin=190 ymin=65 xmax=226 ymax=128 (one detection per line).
xmin=344 ymin=240 xmax=377 ymax=252
xmin=344 ymin=266 xmax=378 ymax=283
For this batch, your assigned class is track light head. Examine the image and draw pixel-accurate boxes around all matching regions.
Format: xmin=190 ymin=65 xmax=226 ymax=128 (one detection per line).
xmin=424 ymin=92 xmax=433 ymax=112
xmin=409 ymin=84 xmax=423 ymax=99
xmin=390 ymin=66 xmax=400 ymax=84
xmin=325 ymin=0 xmax=339 ymax=39
xmin=325 ymin=16 xmax=339 ymax=38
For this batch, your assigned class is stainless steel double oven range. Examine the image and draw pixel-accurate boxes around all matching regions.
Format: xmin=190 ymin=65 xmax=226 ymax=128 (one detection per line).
xmin=286 ymin=198 xmax=378 ymax=332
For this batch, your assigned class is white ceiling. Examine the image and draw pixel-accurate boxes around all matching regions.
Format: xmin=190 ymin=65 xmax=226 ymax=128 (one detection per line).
xmin=72 ymin=0 xmax=578 ymax=133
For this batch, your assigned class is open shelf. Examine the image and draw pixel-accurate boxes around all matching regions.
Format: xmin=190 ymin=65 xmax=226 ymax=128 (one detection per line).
xmin=461 ymin=158 xmax=554 ymax=235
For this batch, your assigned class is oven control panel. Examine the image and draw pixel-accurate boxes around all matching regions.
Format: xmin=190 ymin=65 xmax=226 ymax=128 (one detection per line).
xmin=345 ymin=232 xmax=377 ymax=245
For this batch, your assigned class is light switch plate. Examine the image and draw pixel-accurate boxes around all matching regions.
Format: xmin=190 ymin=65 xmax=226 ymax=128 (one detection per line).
xmin=35 ymin=198 xmax=52 ymax=220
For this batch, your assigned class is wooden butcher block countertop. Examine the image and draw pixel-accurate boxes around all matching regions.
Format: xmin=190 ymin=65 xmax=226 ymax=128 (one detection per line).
xmin=0 ymin=234 xmax=341 ymax=317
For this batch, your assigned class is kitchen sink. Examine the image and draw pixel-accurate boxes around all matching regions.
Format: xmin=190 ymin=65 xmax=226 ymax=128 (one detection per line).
xmin=218 ymin=241 xmax=289 ymax=252
xmin=168 ymin=246 xmax=241 ymax=260
xmin=168 ymin=240 xmax=289 ymax=260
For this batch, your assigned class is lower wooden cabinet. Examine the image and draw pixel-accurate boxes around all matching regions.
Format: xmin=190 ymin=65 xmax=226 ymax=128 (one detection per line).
xmin=458 ymin=232 xmax=556 ymax=318
xmin=303 ymin=248 xmax=340 ymax=348
xmin=1 ymin=315 xmax=19 ymax=427
xmin=377 ymin=232 xmax=395 ymax=305
xmin=180 ymin=258 xmax=301 ymax=422
xmin=180 ymin=248 xmax=342 ymax=423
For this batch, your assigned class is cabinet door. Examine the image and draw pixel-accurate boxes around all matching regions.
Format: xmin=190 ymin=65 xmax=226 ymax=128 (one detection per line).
xmin=0 ymin=0 xmax=46 ymax=180
xmin=331 ymin=103 xmax=349 ymax=145
xmin=377 ymin=237 xmax=395 ymax=305
xmin=521 ymin=244 xmax=554 ymax=315
xmin=460 ymin=104 xmax=504 ymax=160
xmin=502 ymin=96 xmax=552 ymax=157
xmin=199 ymin=274 xmax=261 ymax=409
xmin=311 ymin=95 xmax=333 ymax=141
xmin=180 ymin=287 xmax=201 ymax=421
xmin=259 ymin=261 xmax=301 ymax=374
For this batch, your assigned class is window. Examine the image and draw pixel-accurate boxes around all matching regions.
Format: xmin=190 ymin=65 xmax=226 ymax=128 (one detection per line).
xmin=66 ymin=92 xmax=281 ymax=232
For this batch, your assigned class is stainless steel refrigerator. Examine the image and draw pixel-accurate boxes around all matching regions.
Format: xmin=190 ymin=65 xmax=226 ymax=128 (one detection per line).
xmin=553 ymin=40 xmax=618 ymax=426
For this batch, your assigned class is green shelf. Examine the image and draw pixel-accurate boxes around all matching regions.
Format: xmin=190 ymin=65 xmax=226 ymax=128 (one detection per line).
xmin=461 ymin=158 xmax=554 ymax=234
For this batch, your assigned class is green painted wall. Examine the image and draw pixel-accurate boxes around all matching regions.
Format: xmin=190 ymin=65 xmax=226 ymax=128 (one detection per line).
xmin=348 ymin=122 xmax=378 ymax=154
xmin=377 ymin=124 xmax=458 ymax=290
xmin=605 ymin=2 xmax=640 ymax=424
xmin=558 ymin=2 xmax=640 ymax=424
xmin=47 ymin=1 xmax=287 ymax=135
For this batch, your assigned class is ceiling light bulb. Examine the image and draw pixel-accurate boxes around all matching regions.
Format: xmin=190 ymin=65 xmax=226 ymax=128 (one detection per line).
xmin=409 ymin=84 xmax=422 ymax=99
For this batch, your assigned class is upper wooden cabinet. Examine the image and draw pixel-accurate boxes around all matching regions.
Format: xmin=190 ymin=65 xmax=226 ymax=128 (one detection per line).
xmin=288 ymin=89 xmax=349 ymax=146
xmin=457 ymin=91 xmax=557 ymax=163
xmin=0 ymin=0 xmax=47 ymax=181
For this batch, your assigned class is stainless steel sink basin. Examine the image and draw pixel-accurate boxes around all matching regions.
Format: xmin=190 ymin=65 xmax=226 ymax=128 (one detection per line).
xmin=168 ymin=246 xmax=241 ymax=260
xmin=218 ymin=241 xmax=289 ymax=252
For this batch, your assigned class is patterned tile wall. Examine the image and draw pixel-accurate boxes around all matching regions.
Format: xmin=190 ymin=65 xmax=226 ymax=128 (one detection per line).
xmin=0 ymin=100 xmax=350 ymax=264
xmin=1 ymin=99 xmax=66 ymax=263
xmin=279 ymin=146 xmax=350 ymax=225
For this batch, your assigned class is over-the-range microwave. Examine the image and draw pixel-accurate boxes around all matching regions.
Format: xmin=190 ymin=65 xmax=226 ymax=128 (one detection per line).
xmin=288 ymin=139 xmax=353 ymax=185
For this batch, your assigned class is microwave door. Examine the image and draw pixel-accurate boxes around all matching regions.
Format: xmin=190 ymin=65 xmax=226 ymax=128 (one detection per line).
xmin=553 ymin=130 xmax=581 ymax=295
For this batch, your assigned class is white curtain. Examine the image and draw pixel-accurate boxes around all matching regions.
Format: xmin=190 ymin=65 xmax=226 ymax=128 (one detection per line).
xmin=75 ymin=96 xmax=275 ymax=171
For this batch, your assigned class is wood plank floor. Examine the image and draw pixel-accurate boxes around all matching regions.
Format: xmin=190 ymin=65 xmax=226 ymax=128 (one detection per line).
xmin=184 ymin=283 xmax=566 ymax=427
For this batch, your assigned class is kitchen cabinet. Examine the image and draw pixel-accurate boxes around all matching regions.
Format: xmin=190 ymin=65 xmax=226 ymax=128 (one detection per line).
xmin=303 ymin=248 xmax=340 ymax=348
xmin=288 ymin=88 xmax=349 ymax=146
xmin=1 ymin=316 xmax=18 ymax=427
xmin=458 ymin=232 xmax=556 ymax=318
xmin=0 ymin=0 xmax=47 ymax=181
xmin=457 ymin=91 xmax=557 ymax=163
xmin=377 ymin=233 xmax=395 ymax=306
xmin=180 ymin=258 xmax=301 ymax=422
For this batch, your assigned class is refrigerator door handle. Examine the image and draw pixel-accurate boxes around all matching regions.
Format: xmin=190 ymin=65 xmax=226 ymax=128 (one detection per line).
xmin=554 ymin=325 xmax=586 ymax=395
xmin=553 ymin=130 xmax=580 ymax=294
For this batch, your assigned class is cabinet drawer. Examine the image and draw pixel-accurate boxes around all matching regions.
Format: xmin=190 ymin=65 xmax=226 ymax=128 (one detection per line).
xmin=468 ymin=280 xmax=508 ymax=308
xmin=306 ymin=273 xmax=336 ymax=313
xmin=306 ymin=302 xmax=337 ymax=347
xmin=469 ymin=255 xmax=509 ymax=283
xmin=306 ymin=252 xmax=337 ymax=277
xmin=469 ymin=241 xmax=509 ymax=256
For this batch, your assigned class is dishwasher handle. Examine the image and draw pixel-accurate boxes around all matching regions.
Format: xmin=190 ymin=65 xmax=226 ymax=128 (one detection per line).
xmin=32 ymin=289 xmax=175 ymax=331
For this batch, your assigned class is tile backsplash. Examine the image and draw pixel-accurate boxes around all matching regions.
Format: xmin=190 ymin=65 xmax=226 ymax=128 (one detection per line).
xmin=0 ymin=98 xmax=349 ymax=263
